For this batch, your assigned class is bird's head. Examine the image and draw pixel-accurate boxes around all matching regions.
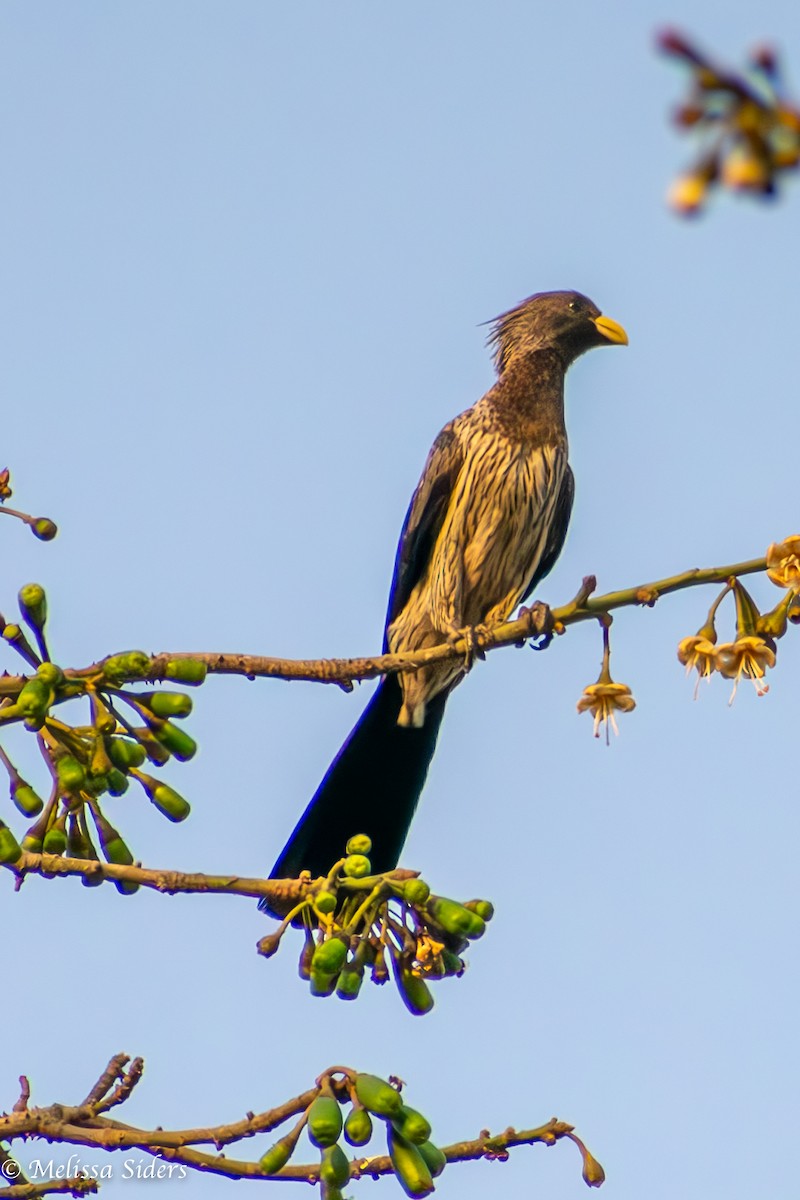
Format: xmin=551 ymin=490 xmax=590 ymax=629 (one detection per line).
xmin=487 ymin=290 xmax=628 ymax=374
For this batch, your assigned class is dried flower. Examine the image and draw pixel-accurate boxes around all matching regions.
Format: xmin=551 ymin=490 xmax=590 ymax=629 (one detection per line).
xmin=582 ymin=1149 xmax=606 ymax=1188
xmin=766 ymin=535 xmax=800 ymax=591
xmin=414 ymin=934 xmax=445 ymax=973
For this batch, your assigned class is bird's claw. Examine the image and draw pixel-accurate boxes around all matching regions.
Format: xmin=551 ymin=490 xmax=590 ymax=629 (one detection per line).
xmin=447 ymin=624 xmax=489 ymax=671
xmin=517 ymin=601 xmax=554 ymax=651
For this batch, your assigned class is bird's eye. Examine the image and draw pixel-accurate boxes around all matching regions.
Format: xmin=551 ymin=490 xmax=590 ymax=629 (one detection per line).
xmin=568 ymin=299 xmax=582 ymax=313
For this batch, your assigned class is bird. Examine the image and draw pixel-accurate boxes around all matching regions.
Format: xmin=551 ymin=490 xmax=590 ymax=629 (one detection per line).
xmin=266 ymin=290 xmax=627 ymax=891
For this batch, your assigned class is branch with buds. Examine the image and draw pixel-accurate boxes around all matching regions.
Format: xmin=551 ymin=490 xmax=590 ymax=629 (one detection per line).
xmin=0 ymin=1055 xmax=604 ymax=1196
xmin=2 ymin=543 xmax=798 ymax=872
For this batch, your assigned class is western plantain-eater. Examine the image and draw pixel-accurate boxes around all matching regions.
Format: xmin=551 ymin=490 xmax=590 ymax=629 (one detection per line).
xmin=266 ymin=290 xmax=627 ymax=889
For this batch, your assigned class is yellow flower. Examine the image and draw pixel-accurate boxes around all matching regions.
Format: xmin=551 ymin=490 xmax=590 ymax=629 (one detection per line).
xmin=714 ymin=635 xmax=776 ymax=701
xmin=677 ymin=634 xmax=718 ymax=699
xmin=667 ymin=172 xmax=707 ymax=214
xmin=766 ymin=535 xmax=800 ymax=591
xmin=721 ymin=144 xmax=772 ymax=191
xmin=577 ymin=680 xmax=636 ymax=743
xmin=414 ymin=933 xmax=445 ymax=974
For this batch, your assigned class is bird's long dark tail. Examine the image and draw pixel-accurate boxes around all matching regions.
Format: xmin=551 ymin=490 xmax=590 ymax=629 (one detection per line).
xmin=263 ymin=675 xmax=447 ymax=901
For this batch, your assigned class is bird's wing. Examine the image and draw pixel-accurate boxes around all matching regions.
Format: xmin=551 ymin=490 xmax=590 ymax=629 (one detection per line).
xmin=520 ymin=463 xmax=575 ymax=602
xmin=383 ymin=424 xmax=465 ymax=643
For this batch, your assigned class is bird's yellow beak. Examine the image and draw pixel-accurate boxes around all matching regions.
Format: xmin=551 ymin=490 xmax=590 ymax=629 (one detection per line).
xmin=593 ymin=314 xmax=629 ymax=345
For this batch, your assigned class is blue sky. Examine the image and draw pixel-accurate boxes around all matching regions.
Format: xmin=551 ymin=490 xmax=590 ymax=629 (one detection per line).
xmin=2 ymin=3 xmax=799 ymax=1198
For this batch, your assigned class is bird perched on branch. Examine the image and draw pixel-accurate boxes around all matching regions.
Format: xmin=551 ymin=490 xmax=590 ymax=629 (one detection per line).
xmin=266 ymin=291 xmax=627 ymax=889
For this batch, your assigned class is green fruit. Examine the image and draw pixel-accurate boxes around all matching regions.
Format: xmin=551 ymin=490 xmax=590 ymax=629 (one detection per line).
xmin=32 ymin=517 xmax=58 ymax=541
xmin=150 ymin=720 xmax=197 ymax=762
xmin=56 ymin=755 xmax=86 ymax=794
xmin=107 ymin=737 xmax=146 ymax=770
xmin=164 ymin=658 xmax=207 ymax=685
xmin=345 ymin=833 xmax=372 ymax=856
xmin=43 ymin=824 xmax=67 ymax=855
xmin=440 ymin=949 xmax=464 ymax=977
xmin=395 ymin=966 xmax=434 ymax=1017
xmin=403 ymin=879 xmax=430 ymax=906
xmin=354 ymin=1074 xmax=403 ymax=1118
xmin=307 ymin=1096 xmax=343 ymax=1148
xmin=106 ymin=768 xmax=129 ymax=796
xmin=11 ymin=783 xmax=43 ymax=818
xmin=311 ymin=937 xmax=348 ymax=977
xmin=417 ymin=1140 xmax=447 ymax=1179
xmin=36 ymin=662 xmax=63 ymax=687
xmin=101 ymin=834 xmax=134 ymax=867
xmin=314 ymin=889 xmax=337 ymax=915
xmin=387 ymin=1127 xmax=434 ymax=1198
xmin=82 ymin=773 xmax=109 ymax=797
xmin=18 ymin=583 xmax=47 ymax=631
xmin=319 ymin=1144 xmax=350 ymax=1187
xmin=259 ymin=1133 xmax=294 ymax=1174
xmin=0 ymin=822 xmax=22 ymax=864
xmin=463 ymin=898 xmax=494 ymax=921
xmin=17 ymin=677 xmax=53 ymax=720
xmin=342 ymin=853 xmax=371 ymax=878
xmin=102 ymin=651 xmax=151 ymax=683
xmin=343 ymin=1105 xmax=373 ymax=1147
xmin=148 ymin=783 xmax=191 ymax=822
xmin=426 ymin=895 xmax=486 ymax=940
xmin=335 ymin=964 xmax=363 ymax=1001
xmin=392 ymin=1106 xmax=432 ymax=1146
xmin=142 ymin=691 xmax=193 ymax=719
xmin=309 ymin=970 xmax=338 ymax=997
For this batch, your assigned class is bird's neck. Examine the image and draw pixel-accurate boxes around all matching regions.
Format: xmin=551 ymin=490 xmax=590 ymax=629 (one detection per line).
xmin=486 ymin=348 xmax=567 ymax=444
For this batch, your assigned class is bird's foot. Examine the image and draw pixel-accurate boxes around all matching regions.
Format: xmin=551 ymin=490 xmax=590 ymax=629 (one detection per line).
xmin=446 ymin=623 xmax=490 ymax=671
xmin=517 ymin=601 xmax=557 ymax=651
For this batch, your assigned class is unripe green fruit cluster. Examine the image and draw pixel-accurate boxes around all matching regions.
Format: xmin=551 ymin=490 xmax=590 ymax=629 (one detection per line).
xmin=258 ymin=1073 xmax=445 ymax=1196
xmin=271 ymin=835 xmax=489 ymax=1014
xmin=0 ymin=590 xmax=204 ymax=861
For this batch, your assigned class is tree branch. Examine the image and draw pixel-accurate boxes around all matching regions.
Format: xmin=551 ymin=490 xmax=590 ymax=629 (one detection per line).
xmin=0 ymin=552 xmax=770 ymax=700
xmin=1 ymin=1057 xmax=603 ymax=1189
xmin=7 ymin=853 xmax=414 ymax=908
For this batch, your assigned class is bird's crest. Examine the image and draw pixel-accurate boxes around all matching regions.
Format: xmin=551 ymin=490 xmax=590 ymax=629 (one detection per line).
xmin=485 ymin=294 xmax=544 ymax=375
